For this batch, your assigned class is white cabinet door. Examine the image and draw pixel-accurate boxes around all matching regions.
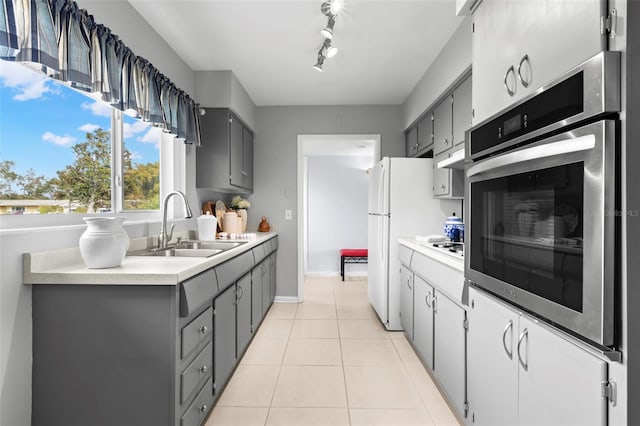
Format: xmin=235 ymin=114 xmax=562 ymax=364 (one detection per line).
xmin=413 ymin=275 xmax=434 ymax=370
xmin=433 ymin=96 xmax=453 ymax=155
xmin=452 ymin=77 xmax=472 ymax=147
xmin=517 ymin=317 xmax=607 ymax=426
xmin=467 ymin=287 xmax=519 ymax=426
xmin=472 ymin=0 xmax=607 ymax=124
xmin=434 ymin=290 xmax=466 ymax=418
xmin=400 ymin=266 xmax=414 ymax=339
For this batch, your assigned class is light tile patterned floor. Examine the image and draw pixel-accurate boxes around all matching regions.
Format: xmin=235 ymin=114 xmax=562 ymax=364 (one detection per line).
xmin=205 ymin=276 xmax=462 ymax=426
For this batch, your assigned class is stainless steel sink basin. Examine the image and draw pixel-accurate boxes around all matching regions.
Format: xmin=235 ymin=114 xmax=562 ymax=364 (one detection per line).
xmin=177 ymin=240 xmax=247 ymax=250
xmin=130 ymin=248 xmax=223 ymax=257
xmin=127 ymin=239 xmax=246 ymax=258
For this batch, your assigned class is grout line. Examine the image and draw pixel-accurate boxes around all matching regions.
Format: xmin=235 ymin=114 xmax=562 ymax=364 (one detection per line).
xmin=334 ymin=279 xmax=353 ymax=426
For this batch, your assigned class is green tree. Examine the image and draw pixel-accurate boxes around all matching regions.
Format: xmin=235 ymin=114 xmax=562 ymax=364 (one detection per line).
xmin=18 ymin=168 xmax=53 ymax=199
xmin=54 ymin=129 xmax=111 ymax=213
xmin=124 ymin=161 xmax=160 ymax=210
xmin=0 ymin=160 xmax=19 ymax=198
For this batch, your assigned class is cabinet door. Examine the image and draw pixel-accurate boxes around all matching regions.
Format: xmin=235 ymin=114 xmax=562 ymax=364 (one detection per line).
xmin=433 ymin=96 xmax=453 ymax=155
xmin=229 ymin=114 xmax=244 ymax=187
xmin=452 ymin=77 xmax=472 ymax=147
xmin=399 ymin=266 xmax=414 ymax=339
xmin=236 ymin=274 xmax=253 ymax=357
xmin=472 ymin=0 xmax=606 ymax=124
xmin=406 ymin=127 xmax=418 ymax=157
xmin=517 ymin=317 xmax=607 ymax=426
xmin=252 ymin=265 xmax=264 ymax=328
xmin=433 ymin=290 xmax=467 ymax=418
xmin=262 ymin=258 xmax=271 ymax=314
xmin=269 ymin=253 xmax=277 ymax=304
xmin=242 ymin=128 xmax=253 ymax=190
xmin=467 ymin=287 xmax=519 ymax=426
xmin=213 ymin=285 xmax=237 ymax=396
xmin=417 ymin=114 xmax=433 ymax=154
xmin=433 ymin=153 xmax=450 ymax=197
xmin=412 ymin=275 xmax=434 ymax=370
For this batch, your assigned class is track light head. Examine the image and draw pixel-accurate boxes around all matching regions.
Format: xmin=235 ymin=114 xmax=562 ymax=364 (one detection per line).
xmin=320 ymin=15 xmax=336 ymax=39
xmin=321 ymin=0 xmax=343 ymax=16
xmin=322 ymin=38 xmax=338 ymax=58
xmin=313 ymin=54 xmax=325 ymax=72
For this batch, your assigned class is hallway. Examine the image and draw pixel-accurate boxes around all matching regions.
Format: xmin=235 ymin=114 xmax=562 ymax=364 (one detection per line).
xmin=206 ymin=276 xmax=461 ymax=426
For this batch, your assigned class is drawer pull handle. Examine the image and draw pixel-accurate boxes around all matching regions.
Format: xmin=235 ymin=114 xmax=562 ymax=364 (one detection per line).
xmin=200 ymin=325 xmax=209 ymax=334
xmin=200 ymin=365 xmax=209 ymax=374
xmin=502 ymin=320 xmax=514 ymax=360
xmin=517 ymin=328 xmax=529 ymax=371
xmin=199 ymin=404 xmax=208 ymax=413
xmin=517 ymin=54 xmax=531 ymax=88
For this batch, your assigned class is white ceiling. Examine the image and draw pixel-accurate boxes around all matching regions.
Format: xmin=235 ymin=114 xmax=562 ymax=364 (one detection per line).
xmin=127 ymin=0 xmax=465 ymax=106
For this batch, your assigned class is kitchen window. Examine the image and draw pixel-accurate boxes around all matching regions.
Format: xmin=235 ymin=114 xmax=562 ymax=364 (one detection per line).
xmin=0 ymin=60 xmax=162 ymax=222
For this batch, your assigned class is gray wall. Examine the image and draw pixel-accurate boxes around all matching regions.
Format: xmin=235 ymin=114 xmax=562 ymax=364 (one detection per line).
xmin=402 ymin=16 xmax=473 ymax=130
xmin=307 ymin=155 xmax=371 ymax=275
xmin=251 ymin=105 xmax=404 ymax=297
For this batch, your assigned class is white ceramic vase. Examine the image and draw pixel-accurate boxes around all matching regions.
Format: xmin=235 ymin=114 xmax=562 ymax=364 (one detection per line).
xmin=79 ymin=217 xmax=130 ymax=269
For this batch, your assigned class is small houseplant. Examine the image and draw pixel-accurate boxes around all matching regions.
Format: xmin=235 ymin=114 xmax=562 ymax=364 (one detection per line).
xmin=231 ymin=196 xmax=250 ymax=232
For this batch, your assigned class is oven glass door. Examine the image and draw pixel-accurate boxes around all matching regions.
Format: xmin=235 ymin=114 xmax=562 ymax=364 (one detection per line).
xmin=465 ymin=120 xmax=616 ymax=346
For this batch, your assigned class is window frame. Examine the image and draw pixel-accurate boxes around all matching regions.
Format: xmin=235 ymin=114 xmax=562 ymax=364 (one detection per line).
xmin=0 ymin=104 xmax=184 ymax=231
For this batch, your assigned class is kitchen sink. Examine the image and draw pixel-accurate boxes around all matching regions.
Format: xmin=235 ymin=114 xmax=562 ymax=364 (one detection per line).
xmin=127 ymin=239 xmax=247 ymax=258
xmin=177 ymin=240 xmax=247 ymax=250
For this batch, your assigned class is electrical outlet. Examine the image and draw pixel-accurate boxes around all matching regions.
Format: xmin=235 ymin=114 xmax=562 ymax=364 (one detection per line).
xmin=285 ymin=209 xmax=293 ymax=220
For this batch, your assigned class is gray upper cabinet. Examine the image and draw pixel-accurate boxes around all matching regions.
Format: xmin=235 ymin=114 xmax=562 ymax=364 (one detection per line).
xmin=197 ymin=108 xmax=254 ymax=193
xmin=452 ymin=76 xmax=472 ymax=147
xmin=433 ymin=96 xmax=453 ymax=156
xmin=405 ymin=126 xmax=418 ymax=157
xmin=417 ymin=114 xmax=433 ymax=154
xmin=472 ymin=0 xmax=607 ymax=125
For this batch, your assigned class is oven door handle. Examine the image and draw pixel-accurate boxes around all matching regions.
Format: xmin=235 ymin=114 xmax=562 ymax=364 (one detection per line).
xmin=467 ymin=134 xmax=596 ymax=177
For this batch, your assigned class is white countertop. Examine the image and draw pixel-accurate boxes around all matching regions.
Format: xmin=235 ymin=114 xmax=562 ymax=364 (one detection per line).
xmin=23 ymin=232 xmax=278 ymax=286
xmin=398 ymin=237 xmax=464 ymax=272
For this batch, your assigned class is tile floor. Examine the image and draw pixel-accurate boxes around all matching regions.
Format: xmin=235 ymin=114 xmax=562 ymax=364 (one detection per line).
xmin=205 ymin=276 xmax=462 ymax=426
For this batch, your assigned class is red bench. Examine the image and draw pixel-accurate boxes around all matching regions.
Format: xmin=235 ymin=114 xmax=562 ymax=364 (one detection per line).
xmin=340 ymin=249 xmax=368 ymax=281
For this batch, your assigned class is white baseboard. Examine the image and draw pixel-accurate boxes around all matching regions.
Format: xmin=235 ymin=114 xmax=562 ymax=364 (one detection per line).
xmin=274 ymin=296 xmax=299 ymax=303
xmin=305 ymin=271 xmax=369 ymax=277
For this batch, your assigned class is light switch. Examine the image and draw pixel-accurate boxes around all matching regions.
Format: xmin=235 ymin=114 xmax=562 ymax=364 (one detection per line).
xmin=285 ymin=209 xmax=293 ymax=220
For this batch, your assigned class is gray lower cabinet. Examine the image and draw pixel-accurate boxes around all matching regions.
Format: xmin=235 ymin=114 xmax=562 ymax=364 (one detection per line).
xmin=413 ymin=275 xmax=434 ymax=370
xmin=213 ymin=284 xmax=237 ymax=398
xmin=31 ymin=237 xmax=278 ymax=426
xmin=433 ymin=290 xmax=467 ymax=418
xmin=236 ymin=273 xmax=253 ymax=356
xmin=399 ymin=265 xmax=414 ymax=339
xmin=467 ymin=287 xmax=608 ymax=426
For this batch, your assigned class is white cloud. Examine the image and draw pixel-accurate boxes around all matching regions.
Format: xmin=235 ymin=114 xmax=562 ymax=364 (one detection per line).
xmin=0 ymin=60 xmax=54 ymax=101
xmin=42 ymin=131 xmax=76 ymax=147
xmin=79 ymin=123 xmax=101 ymax=133
xmin=81 ymin=100 xmax=113 ymax=117
xmin=129 ymin=151 xmax=143 ymax=161
xmin=123 ymin=120 xmax=150 ymax=138
xmin=139 ymin=127 xmax=162 ymax=148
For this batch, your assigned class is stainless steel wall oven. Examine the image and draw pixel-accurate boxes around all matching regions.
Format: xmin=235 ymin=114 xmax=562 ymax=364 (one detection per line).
xmin=465 ymin=52 xmax=620 ymax=347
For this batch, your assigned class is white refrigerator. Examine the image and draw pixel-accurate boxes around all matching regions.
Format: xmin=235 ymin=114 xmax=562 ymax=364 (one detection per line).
xmin=368 ymin=157 xmax=459 ymax=330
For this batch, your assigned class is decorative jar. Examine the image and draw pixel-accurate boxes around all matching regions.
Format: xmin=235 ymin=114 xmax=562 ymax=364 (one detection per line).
xmin=79 ymin=217 xmax=130 ymax=269
xmin=444 ymin=215 xmax=464 ymax=242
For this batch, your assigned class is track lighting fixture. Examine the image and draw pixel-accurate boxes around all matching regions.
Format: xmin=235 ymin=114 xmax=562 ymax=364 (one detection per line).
xmin=314 ymin=0 xmax=343 ymax=71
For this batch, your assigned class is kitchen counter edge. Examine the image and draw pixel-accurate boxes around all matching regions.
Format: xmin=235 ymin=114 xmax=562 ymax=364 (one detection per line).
xmin=23 ymin=232 xmax=278 ymax=286
xmin=398 ymin=237 xmax=464 ymax=272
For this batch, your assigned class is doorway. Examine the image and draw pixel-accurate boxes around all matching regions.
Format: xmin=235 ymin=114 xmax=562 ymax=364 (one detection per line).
xmin=296 ymin=134 xmax=380 ymax=301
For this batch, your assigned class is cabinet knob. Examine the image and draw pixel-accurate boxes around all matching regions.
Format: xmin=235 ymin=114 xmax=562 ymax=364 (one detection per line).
xmin=200 ymin=365 xmax=209 ymax=374
xmin=443 ymin=138 xmax=448 ymax=145
xmin=440 ymin=184 xmax=446 ymax=190
xmin=200 ymin=325 xmax=209 ymax=334
xmin=200 ymin=404 xmax=208 ymax=413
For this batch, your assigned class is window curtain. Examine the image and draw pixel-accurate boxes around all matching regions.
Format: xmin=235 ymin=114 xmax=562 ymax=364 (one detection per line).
xmin=1 ymin=0 xmax=202 ymax=145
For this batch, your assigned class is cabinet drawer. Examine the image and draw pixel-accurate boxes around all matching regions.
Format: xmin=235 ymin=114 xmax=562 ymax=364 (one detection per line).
xmin=181 ymin=342 xmax=212 ymax=404
xmin=181 ymin=307 xmax=213 ymax=359
xmin=180 ymin=269 xmax=219 ymax=317
xmin=180 ymin=377 xmax=213 ymax=426
xmin=215 ymin=250 xmax=255 ymax=290
xmin=399 ymin=244 xmax=413 ymax=268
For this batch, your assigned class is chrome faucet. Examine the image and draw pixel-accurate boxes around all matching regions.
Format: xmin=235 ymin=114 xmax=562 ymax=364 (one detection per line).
xmin=158 ymin=190 xmax=193 ymax=249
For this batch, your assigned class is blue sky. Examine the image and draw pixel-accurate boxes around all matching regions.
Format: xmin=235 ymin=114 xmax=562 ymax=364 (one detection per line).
xmin=0 ymin=60 xmax=160 ymax=181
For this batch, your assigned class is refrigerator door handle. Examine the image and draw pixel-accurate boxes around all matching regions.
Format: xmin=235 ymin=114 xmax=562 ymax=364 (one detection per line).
xmin=377 ymin=163 xmax=386 ymax=214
